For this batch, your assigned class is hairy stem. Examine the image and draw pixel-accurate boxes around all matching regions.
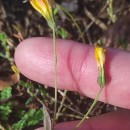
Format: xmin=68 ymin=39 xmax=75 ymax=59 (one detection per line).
xmin=52 ymin=27 xmax=57 ymax=126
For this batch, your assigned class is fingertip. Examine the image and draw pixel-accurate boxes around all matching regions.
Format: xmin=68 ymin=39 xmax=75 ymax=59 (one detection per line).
xmin=15 ymin=37 xmax=54 ymax=84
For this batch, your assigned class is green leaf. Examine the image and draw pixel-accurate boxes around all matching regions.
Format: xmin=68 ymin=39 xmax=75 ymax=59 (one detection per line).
xmin=12 ymin=109 xmax=43 ymax=130
xmin=54 ymin=7 xmax=58 ymax=16
xmin=0 ymin=33 xmax=7 ymax=46
xmin=0 ymin=33 xmax=12 ymax=61
xmin=0 ymin=87 xmax=13 ymax=121
xmin=0 ymin=87 xmax=12 ymax=100
xmin=58 ymin=28 xmax=68 ymax=39
xmin=0 ymin=104 xmax=12 ymax=121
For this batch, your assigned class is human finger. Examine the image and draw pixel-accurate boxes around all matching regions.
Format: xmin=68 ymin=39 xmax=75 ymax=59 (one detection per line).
xmin=36 ymin=109 xmax=130 ymax=130
xmin=15 ymin=37 xmax=130 ymax=109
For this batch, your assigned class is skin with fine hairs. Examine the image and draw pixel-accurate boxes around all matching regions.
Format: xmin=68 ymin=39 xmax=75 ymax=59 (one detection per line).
xmin=15 ymin=37 xmax=130 ymax=130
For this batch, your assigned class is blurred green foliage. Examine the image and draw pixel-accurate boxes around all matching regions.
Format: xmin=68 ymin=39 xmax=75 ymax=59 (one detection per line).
xmin=0 ymin=87 xmax=13 ymax=121
xmin=12 ymin=109 xmax=43 ymax=130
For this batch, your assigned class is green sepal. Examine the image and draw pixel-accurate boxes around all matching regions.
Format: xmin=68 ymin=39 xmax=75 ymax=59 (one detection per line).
xmin=97 ymin=67 xmax=106 ymax=88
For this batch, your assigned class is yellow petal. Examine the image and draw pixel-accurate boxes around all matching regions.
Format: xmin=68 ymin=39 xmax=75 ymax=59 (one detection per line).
xmin=30 ymin=0 xmax=53 ymax=22
xmin=11 ymin=65 xmax=19 ymax=75
xmin=94 ymin=45 xmax=106 ymax=87
xmin=94 ymin=45 xmax=106 ymax=68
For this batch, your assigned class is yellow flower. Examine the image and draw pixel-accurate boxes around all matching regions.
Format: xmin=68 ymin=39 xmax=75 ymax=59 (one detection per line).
xmin=94 ymin=45 xmax=106 ymax=87
xmin=94 ymin=45 xmax=106 ymax=68
xmin=30 ymin=0 xmax=55 ymax=29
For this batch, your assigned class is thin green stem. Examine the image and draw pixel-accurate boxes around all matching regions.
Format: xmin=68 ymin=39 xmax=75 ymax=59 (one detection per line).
xmin=75 ymin=87 xmax=103 ymax=128
xmin=56 ymin=90 xmax=67 ymax=120
xmin=52 ymin=27 xmax=57 ymax=126
xmin=107 ymin=0 xmax=116 ymax=23
xmin=58 ymin=4 xmax=86 ymax=44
